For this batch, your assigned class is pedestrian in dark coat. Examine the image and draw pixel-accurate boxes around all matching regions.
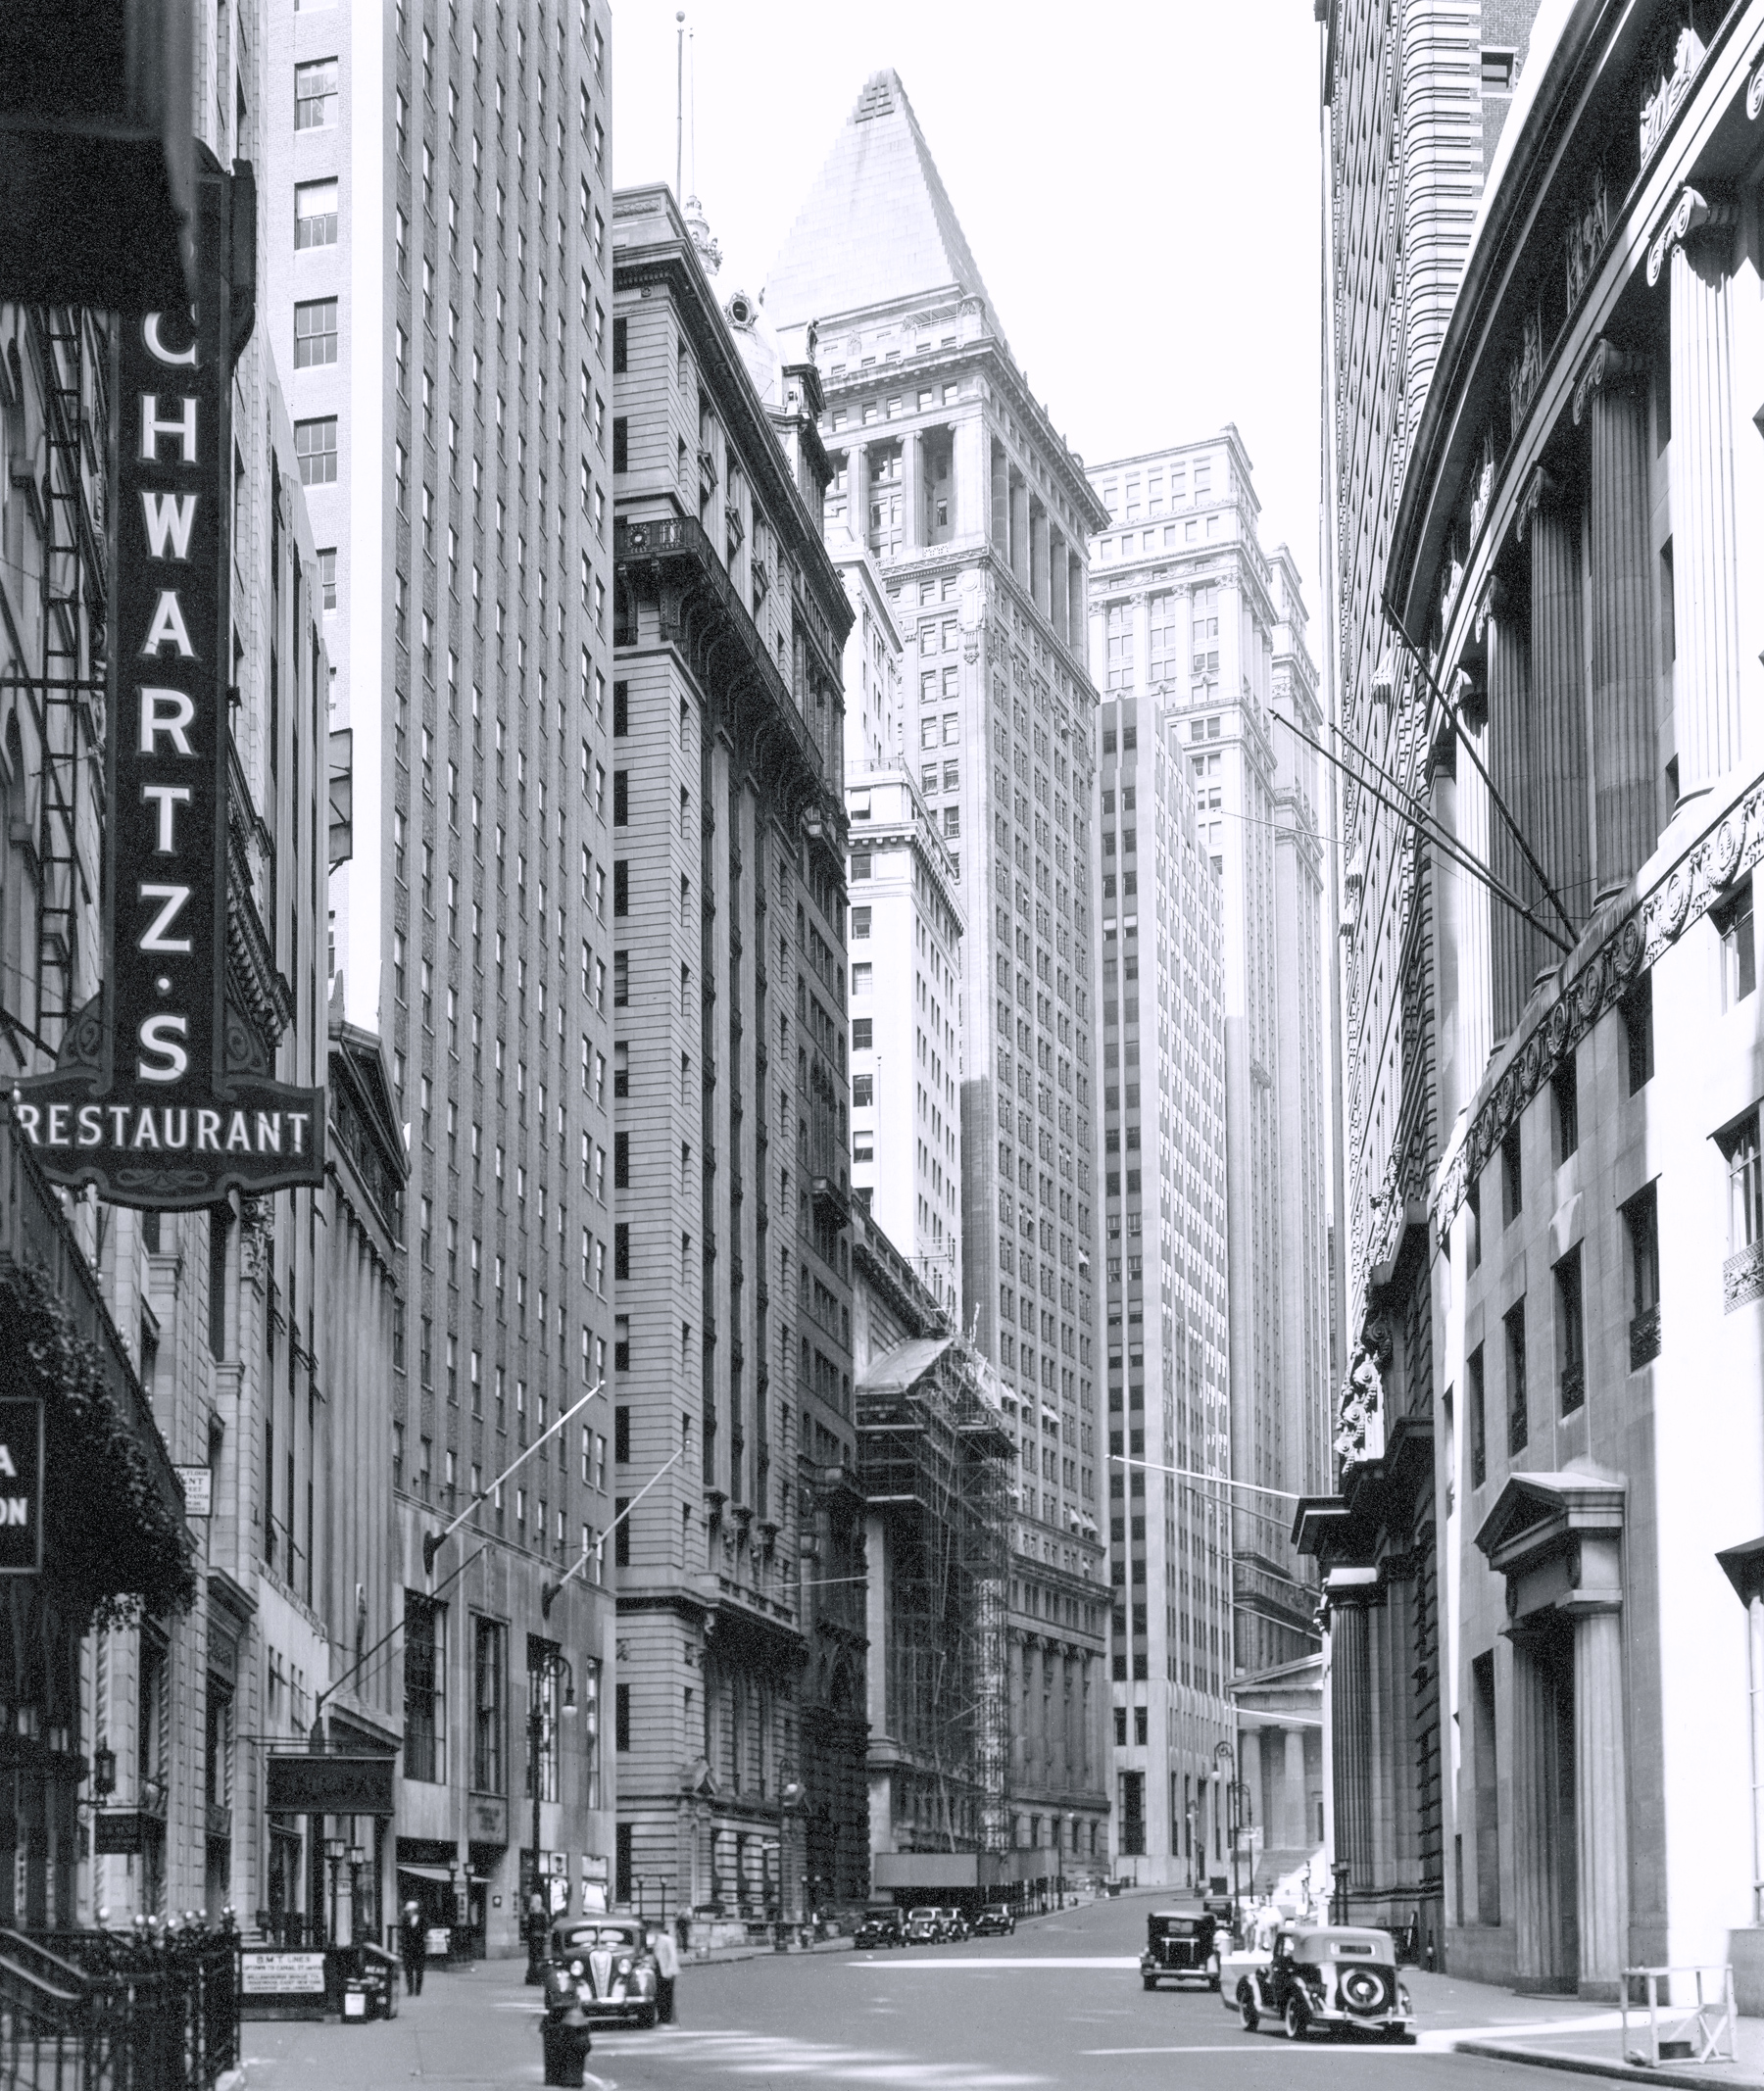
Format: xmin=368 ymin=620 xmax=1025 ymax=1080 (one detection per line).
xmin=399 ymin=1901 xmax=426 ymax=1995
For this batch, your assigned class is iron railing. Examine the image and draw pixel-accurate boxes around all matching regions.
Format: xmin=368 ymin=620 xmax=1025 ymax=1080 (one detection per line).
xmin=0 ymin=1924 xmax=241 ymax=2091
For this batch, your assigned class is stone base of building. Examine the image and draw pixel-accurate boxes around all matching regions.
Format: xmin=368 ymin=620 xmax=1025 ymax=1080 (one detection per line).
xmin=1730 ymin=1928 xmax=1764 ymax=2018
xmin=1445 ymin=1922 xmax=1518 ymax=1987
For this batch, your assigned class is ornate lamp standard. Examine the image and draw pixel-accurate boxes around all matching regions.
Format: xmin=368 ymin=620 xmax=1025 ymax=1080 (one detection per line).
xmin=524 ymin=1649 xmax=576 ymax=1985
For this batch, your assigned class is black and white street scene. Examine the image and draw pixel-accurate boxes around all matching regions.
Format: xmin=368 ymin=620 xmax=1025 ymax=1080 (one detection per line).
xmin=3 ymin=0 xmax=1764 ymax=2086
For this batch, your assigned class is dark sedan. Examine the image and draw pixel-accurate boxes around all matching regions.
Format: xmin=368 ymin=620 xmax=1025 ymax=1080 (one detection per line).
xmin=971 ymin=1906 xmax=1016 ymax=1937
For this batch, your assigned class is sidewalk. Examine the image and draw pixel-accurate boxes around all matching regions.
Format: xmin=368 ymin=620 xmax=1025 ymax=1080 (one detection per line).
xmin=1397 ymin=1967 xmax=1764 ymax=2087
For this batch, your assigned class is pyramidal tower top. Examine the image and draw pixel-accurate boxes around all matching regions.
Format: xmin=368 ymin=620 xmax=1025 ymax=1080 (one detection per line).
xmin=764 ymin=70 xmax=1002 ymax=343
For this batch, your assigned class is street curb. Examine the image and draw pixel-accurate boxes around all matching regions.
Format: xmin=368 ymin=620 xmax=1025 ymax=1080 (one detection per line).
xmin=1454 ymin=2037 xmax=1764 ymax=2088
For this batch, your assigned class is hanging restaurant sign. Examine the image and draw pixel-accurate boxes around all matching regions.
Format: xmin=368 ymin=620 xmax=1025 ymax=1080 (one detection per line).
xmin=16 ymin=152 xmax=323 ymax=1208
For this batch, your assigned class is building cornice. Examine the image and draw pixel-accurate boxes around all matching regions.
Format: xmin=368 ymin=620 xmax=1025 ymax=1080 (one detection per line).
xmin=1432 ymin=761 xmax=1764 ymax=1243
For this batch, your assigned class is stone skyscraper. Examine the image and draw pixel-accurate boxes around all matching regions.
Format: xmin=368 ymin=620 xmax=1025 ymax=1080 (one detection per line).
xmin=768 ymin=71 xmax=1112 ymax=1872
xmin=265 ymin=0 xmax=621 ymax=1951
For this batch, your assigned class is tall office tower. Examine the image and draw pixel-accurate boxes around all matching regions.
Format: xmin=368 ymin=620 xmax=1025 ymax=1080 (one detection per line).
xmin=1302 ymin=0 xmax=1540 ymax=1950
xmin=834 ymin=540 xmax=965 ymax=1315
xmin=1089 ymin=680 xmax=1232 ymax=1886
xmin=1089 ymin=441 xmax=1331 ymax=1710
xmin=265 ymin=0 xmax=621 ymax=1955
xmin=612 ymin=187 xmax=862 ymax=1920
xmin=768 ymin=70 xmax=1113 ymax=1878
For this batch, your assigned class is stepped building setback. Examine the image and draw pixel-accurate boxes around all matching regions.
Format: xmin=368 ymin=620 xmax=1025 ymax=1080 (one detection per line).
xmin=768 ymin=70 xmax=1112 ymax=1874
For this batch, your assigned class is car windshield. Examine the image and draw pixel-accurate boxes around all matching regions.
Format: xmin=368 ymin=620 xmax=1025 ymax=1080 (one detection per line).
xmin=907 ymin=1908 xmax=937 ymax=1921
xmin=556 ymin=1925 xmax=641 ymax=1953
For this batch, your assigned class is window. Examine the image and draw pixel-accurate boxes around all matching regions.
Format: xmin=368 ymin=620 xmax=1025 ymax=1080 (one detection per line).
xmin=1624 ymin=975 xmax=1653 ymax=1093
xmin=526 ymin=1640 xmax=563 ymax=1805
xmin=581 ymin=1656 xmax=602 ymax=1809
xmin=852 ymin=1018 xmax=872 ymax=1050
xmin=295 ymin=416 xmax=338 ymax=486
xmin=1718 ymin=884 xmax=1756 ymax=1008
xmin=1481 ymin=46 xmax=1516 ymax=90
xmin=472 ymin=1616 xmax=505 ymax=1793
xmin=404 ymin=1592 xmax=445 ymax=1782
xmin=318 ymin=548 xmax=337 ymax=611
xmin=1551 ymin=1059 xmax=1578 ymax=1163
xmin=1724 ymin=1109 xmax=1764 ymax=1259
xmin=1468 ymin=1342 xmax=1486 ymax=1488
xmin=294 ymin=57 xmax=338 ymax=129
xmin=853 ymin=1073 xmax=873 ymax=1107
xmin=1624 ymin=1183 xmax=1660 ymax=1365
xmin=612 ymin=769 xmax=628 ymax=825
xmin=851 ymin=906 xmax=871 ymax=940
xmin=615 ymin=1682 xmax=630 ymax=1752
xmin=1554 ymin=1245 xmax=1585 ymax=1414
xmin=294 ymin=297 xmax=338 ymax=367
xmin=1504 ymin=1300 xmax=1528 ymax=1456
xmin=1500 ymin=1124 xmax=1523 ymax=1227
xmin=613 ymin=1496 xmax=630 ymax=1568
xmin=851 ymin=962 xmax=872 ymax=994
xmin=294 ymin=177 xmax=339 ymax=248
xmin=1465 ymin=1179 xmax=1482 ymax=1275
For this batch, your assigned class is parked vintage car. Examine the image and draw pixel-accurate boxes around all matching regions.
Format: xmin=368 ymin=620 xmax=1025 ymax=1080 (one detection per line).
xmin=542 ymin=1919 xmax=661 ymax=2031
xmin=1140 ymin=1907 xmax=1220 ymax=1991
xmin=855 ymin=1908 xmax=906 ymax=1950
xmin=938 ymin=1907 xmax=971 ymax=1942
xmin=905 ymin=1906 xmax=945 ymax=1944
xmin=971 ymin=1906 xmax=1016 ymax=1937
xmin=1234 ymin=1925 xmax=1414 ymax=2043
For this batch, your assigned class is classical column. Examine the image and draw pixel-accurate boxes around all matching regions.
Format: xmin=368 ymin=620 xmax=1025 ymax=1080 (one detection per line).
xmin=1508 ymin=1635 xmax=1562 ymax=1989
xmin=901 ymin=431 xmax=923 ymax=553
xmin=1576 ymin=341 xmax=1658 ymax=887
xmin=955 ymin=417 xmax=988 ymax=545
xmin=1330 ymin=1597 xmax=1373 ymax=1887
xmin=1487 ymin=580 xmax=1536 ymax=1040
xmin=1284 ymin=1727 xmax=1308 ymax=1850
xmin=1573 ymin=1607 xmax=1627 ymax=1998
xmin=1651 ymin=188 xmax=1741 ymax=795
xmin=1239 ymin=1726 xmax=1263 ymax=1878
xmin=848 ymin=445 xmax=870 ymax=554
xmin=1009 ymin=475 xmax=1030 ymax=584
xmin=1527 ymin=472 xmax=1591 ymax=937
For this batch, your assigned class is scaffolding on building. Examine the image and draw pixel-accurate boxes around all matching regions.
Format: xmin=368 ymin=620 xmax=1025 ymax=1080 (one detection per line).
xmin=858 ymin=1337 xmax=1013 ymax=1856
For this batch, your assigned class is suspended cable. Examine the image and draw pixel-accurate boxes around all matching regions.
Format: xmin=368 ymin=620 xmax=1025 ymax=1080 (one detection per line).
xmin=1379 ymin=609 xmax=1578 ymax=943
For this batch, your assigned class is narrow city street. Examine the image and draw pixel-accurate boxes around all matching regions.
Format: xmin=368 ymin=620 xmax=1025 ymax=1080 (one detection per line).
xmin=237 ymin=1893 xmax=1648 ymax=2091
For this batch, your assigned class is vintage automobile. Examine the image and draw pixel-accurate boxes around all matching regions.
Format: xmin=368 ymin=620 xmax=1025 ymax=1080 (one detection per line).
xmin=542 ymin=1919 xmax=661 ymax=2031
xmin=938 ymin=1907 xmax=971 ymax=1942
xmin=1234 ymin=1924 xmax=1414 ymax=2043
xmin=971 ymin=1905 xmax=1016 ymax=1938
xmin=905 ymin=1905 xmax=945 ymax=1944
xmin=1139 ymin=1908 xmax=1221 ymax=1991
xmin=855 ymin=1908 xmax=906 ymax=1950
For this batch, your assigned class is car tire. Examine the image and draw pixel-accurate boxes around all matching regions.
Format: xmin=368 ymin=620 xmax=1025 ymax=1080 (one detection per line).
xmin=1142 ymin=1975 xmax=1157 ymax=1991
xmin=1284 ymin=1997 xmax=1309 ymax=2042
xmin=1209 ymin=1975 xmax=1221 ymax=1993
xmin=1238 ymin=1985 xmax=1259 ymax=2032
xmin=637 ymin=2006 xmax=659 ymax=2031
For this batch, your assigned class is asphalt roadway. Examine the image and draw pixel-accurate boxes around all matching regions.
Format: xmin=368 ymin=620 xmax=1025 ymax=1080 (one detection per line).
xmin=237 ymin=1892 xmax=1623 ymax=2091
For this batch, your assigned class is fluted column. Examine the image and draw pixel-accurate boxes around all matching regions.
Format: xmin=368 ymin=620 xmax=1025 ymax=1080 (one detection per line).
xmin=901 ymin=431 xmax=922 ymax=552
xmin=1455 ymin=683 xmax=1494 ymax=1097
xmin=1653 ymin=191 xmax=1741 ymax=793
xmin=1508 ymin=1636 xmax=1564 ymax=1988
xmin=1487 ymin=584 xmax=1536 ymax=1041
xmin=1528 ymin=476 xmax=1591 ymax=936
xmin=1284 ymin=1726 xmax=1308 ymax=1849
xmin=848 ymin=445 xmax=870 ymax=553
xmin=1330 ymin=1597 xmax=1373 ymax=1886
xmin=1578 ymin=343 xmax=1658 ymax=886
xmin=1239 ymin=1726 xmax=1263 ymax=1864
xmin=1573 ymin=1608 xmax=1627 ymax=1997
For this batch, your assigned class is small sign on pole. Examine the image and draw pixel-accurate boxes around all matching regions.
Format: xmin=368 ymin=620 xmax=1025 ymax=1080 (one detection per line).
xmin=174 ymin=1466 xmax=212 ymax=1518
xmin=0 ymin=1399 xmax=45 ymax=1574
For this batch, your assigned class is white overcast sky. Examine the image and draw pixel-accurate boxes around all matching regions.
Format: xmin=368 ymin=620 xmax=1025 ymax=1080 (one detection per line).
xmin=612 ymin=0 xmax=1327 ymax=635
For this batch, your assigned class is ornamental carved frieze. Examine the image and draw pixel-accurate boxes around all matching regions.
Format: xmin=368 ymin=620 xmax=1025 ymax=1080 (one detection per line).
xmin=1564 ymin=159 xmax=1609 ymax=314
xmin=1336 ymin=1337 xmax=1388 ymax=1471
xmin=1748 ymin=51 xmax=1764 ymax=121
xmin=1506 ymin=310 xmax=1544 ymax=436
xmin=1641 ymin=24 xmax=1705 ymax=163
xmin=1646 ymin=185 xmax=1736 ymax=288
xmin=1468 ymin=433 xmax=1495 ymax=547
xmin=1434 ymin=779 xmax=1764 ymax=1241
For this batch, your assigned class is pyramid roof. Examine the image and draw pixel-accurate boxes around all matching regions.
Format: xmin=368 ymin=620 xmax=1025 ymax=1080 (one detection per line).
xmin=764 ymin=70 xmax=1002 ymax=340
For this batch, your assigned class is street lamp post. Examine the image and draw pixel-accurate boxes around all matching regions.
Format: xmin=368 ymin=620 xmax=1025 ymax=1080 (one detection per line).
xmin=524 ymin=1649 xmax=577 ymax=1986
xmin=1211 ymin=1738 xmax=1240 ymax=1939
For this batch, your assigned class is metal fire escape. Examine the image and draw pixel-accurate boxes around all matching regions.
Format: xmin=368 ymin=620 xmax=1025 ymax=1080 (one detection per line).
xmin=28 ymin=307 xmax=107 ymax=1053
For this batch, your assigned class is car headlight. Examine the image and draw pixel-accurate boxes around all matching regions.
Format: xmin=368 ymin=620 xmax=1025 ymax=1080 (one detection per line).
xmin=1398 ymin=1985 xmax=1412 ymax=2013
xmin=568 ymin=1960 xmax=583 ymax=1976
xmin=616 ymin=1957 xmax=632 ymax=1977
